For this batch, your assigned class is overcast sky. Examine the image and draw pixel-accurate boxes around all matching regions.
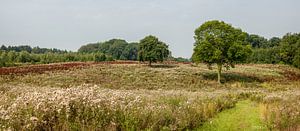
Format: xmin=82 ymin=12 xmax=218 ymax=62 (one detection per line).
xmin=0 ymin=0 xmax=299 ymax=57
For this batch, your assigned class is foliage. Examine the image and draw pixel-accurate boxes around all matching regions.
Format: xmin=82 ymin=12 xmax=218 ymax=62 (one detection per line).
xmin=279 ymin=33 xmax=300 ymax=66
xmin=192 ymin=20 xmax=252 ymax=83
xmin=17 ymin=51 xmax=31 ymax=63
xmin=173 ymin=57 xmax=190 ymax=62
xmin=138 ymin=35 xmax=170 ymax=65
xmin=78 ymin=39 xmax=139 ymax=60
xmin=245 ymin=33 xmax=300 ymax=68
xmin=246 ymin=34 xmax=268 ymax=48
xmin=268 ymin=37 xmax=281 ymax=48
xmin=0 ymin=50 xmax=113 ymax=67
xmin=0 ymin=45 xmax=67 ymax=54
xmin=94 ymin=53 xmax=106 ymax=62
xmin=245 ymin=34 xmax=280 ymax=48
xmin=293 ymin=51 xmax=300 ymax=68
xmin=247 ymin=47 xmax=281 ymax=64
xmin=120 ymin=42 xmax=139 ymax=60
xmin=0 ymin=52 xmax=6 ymax=67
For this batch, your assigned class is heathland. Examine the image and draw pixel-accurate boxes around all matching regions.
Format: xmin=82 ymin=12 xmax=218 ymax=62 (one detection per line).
xmin=0 ymin=62 xmax=299 ymax=130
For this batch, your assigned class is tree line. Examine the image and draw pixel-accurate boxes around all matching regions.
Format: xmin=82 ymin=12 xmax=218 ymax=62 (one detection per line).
xmin=0 ymin=50 xmax=113 ymax=67
xmin=0 ymin=21 xmax=299 ymax=70
xmin=78 ymin=36 xmax=171 ymax=66
xmin=0 ymin=45 xmax=67 ymax=54
xmin=0 ymin=36 xmax=171 ymax=67
xmin=245 ymin=33 xmax=300 ymax=68
xmin=78 ymin=39 xmax=139 ymax=60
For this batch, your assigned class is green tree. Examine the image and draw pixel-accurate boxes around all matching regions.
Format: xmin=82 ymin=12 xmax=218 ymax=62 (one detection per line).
xmin=17 ymin=51 xmax=31 ymax=63
xmin=293 ymin=50 xmax=300 ymax=68
xmin=268 ymin=37 xmax=281 ymax=47
xmin=120 ymin=42 xmax=139 ymax=60
xmin=40 ymin=53 xmax=52 ymax=64
xmin=246 ymin=34 xmax=268 ymax=48
xmin=78 ymin=43 xmax=100 ymax=53
xmin=7 ymin=51 xmax=17 ymax=63
xmin=106 ymin=55 xmax=114 ymax=61
xmin=174 ymin=57 xmax=190 ymax=62
xmin=0 ymin=51 xmax=7 ymax=67
xmin=192 ymin=20 xmax=252 ymax=84
xmin=94 ymin=53 xmax=107 ymax=62
xmin=248 ymin=48 xmax=280 ymax=64
xmin=64 ymin=53 xmax=76 ymax=62
xmin=107 ymin=39 xmax=128 ymax=59
xmin=0 ymin=45 xmax=7 ymax=50
xmin=78 ymin=39 xmax=139 ymax=60
xmin=138 ymin=35 xmax=170 ymax=66
xmin=29 ymin=53 xmax=41 ymax=63
xmin=279 ymin=33 xmax=300 ymax=65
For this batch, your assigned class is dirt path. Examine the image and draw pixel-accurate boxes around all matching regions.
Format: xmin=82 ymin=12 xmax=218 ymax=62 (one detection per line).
xmin=198 ymin=100 xmax=267 ymax=131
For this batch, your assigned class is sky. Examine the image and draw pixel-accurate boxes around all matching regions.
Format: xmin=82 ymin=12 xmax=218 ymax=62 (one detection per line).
xmin=0 ymin=0 xmax=299 ymax=58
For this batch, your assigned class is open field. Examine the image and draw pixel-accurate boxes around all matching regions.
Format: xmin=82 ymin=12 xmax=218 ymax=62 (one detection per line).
xmin=0 ymin=62 xmax=300 ymax=130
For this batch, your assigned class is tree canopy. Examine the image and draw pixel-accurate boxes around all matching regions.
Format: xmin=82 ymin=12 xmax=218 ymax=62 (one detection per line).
xmin=0 ymin=45 xmax=67 ymax=54
xmin=1 ymin=25 xmax=300 ymax=70
xmin=78 ymin=39 xmax=138 ymax=60
xmin=138 ymin=35 xmax=170 ymax=66
xmin=246 ymin=34 xmax=268 ymax=48
xmin=192 ymin=20 xmax=252 ymax=83
xmin=279 ymin=33 xmax=300 ymax=67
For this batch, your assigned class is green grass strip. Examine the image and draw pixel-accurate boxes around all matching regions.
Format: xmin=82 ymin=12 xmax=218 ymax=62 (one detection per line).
xmin=198 ymin=100 xmax=267 ymax=131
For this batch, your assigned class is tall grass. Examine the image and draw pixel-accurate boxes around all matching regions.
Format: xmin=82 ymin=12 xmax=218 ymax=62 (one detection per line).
xmin=0 ymin=63 xmax=299 ymax=130
xmin=259 ymin=90 xmax=300 ymax=130
xmin=0 ymin=85 xmax=247 ymax=130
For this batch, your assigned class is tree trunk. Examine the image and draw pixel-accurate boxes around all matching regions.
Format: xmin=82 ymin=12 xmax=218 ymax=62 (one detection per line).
xmin=217 ymin=64 xmax=222 ymax=84
xmin=149 ymin=61 xmax=152 ymax=66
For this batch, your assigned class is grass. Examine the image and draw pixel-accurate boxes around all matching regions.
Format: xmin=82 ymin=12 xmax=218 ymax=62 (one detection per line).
xmin=199 ymin=100 xmax=266 ymax=131
xmin=0 ymin=87 xmax=242 ymax=130
xmin=1 ymin=63 xmax=294 ymax=90
xmin=0 ymin=63 xmax=299 ymax=130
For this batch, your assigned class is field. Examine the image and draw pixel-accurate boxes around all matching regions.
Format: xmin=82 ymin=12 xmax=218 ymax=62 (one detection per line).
xmin=0 ymin=62 xmax=300 ymax=130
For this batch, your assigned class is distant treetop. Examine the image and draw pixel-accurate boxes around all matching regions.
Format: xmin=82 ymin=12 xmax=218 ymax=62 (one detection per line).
xmin=78 ymin=39 xmax=139 ymax=60
xmin=0 ymin=45 xmax=68 ymax=54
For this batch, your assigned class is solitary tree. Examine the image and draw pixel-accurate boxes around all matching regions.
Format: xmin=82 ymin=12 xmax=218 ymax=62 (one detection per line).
xmin=192 ymin=20 xmax=252 ymax=84
xmin=138 ymin=35 xmax=170 ymax=66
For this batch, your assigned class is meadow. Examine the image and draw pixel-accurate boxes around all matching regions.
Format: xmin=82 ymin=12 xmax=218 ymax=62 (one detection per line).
xmin=0 ymin=62 xmax=299 ymax=130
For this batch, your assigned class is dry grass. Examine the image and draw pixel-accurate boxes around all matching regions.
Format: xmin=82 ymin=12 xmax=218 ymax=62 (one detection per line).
xmin=0 ymin=84 xmax=249 ymax=130
xmin=0 ymin=63 xmax=299 ymax=130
